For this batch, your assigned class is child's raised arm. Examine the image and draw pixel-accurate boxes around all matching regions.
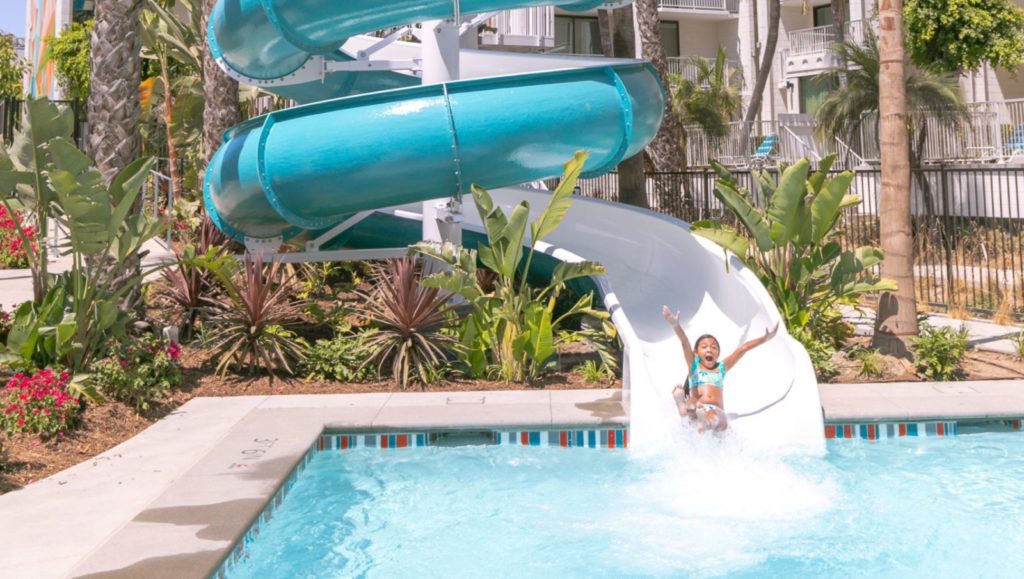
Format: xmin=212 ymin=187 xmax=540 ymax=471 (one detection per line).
xmin=722 ymin=322 xmax=780 ymax=369
xmin=662 ymin=305 xmax=695 ymax=369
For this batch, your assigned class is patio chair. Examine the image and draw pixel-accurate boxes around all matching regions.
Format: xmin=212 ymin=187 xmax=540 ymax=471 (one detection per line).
xmin=1004 ymin=123 xmax=1024 ymax=162
xmin=749 ymin=134 xmax=777 ymax=168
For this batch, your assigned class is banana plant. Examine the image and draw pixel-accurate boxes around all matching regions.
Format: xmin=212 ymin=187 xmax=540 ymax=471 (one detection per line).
xmin=414 ymin=151 xmax=615 ymax=382
xmin=0 ymin=99 xmax=167 ymax=392
xmin=0 ymin=98 xmax=77 ymax=303
xmin=691 ymin=155 xmax=896 ymax=339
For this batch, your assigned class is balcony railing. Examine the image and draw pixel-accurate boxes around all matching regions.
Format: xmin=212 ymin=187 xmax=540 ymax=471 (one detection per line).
xmin=667 ymin=56 xmax=743 ymax=88
xmin=659 ymin=0 xmax=740 ymax=12
xmin=788 ymin=20 xmax=865 ymax=56
xmin=482 ymin=7 xmax=554 ymax=45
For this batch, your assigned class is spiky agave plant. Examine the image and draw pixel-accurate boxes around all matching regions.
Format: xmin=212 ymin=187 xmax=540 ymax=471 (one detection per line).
xmin=207 ymin=252 xmax=308 ymax=377
xmin=357 ymin=257 xmax=454 ymax=389
xmin=153 ymin=218 xmax=229 ymax=341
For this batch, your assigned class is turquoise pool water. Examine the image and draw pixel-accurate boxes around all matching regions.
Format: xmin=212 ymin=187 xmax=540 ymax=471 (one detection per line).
xmin=228 ymin=432 xmax=1024 ymax=577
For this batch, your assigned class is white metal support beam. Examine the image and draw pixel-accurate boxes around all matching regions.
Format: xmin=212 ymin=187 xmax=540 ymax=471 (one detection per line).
xmin=304 ymin=211 xmax=374 ymax=252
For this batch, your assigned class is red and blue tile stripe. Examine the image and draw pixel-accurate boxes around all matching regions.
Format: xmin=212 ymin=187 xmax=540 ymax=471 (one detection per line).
xmin=501 ymin=428 xmax=628 ymax=448
xmin=318 ymin=429 xmax=629 ymax=450
xmin=825 ymin=421 xmax=958 ymax=440
xmin=319 ymin=433 xmax=429 ymax=450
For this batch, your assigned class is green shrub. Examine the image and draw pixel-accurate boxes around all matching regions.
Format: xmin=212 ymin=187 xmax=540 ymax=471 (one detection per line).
xmin=205 ymin=253 xmax=309 ymax=377
xmin=912 ymin=323 xmax=969 ymax=381
xmin=850 ymin=346 xmax=885 ymax=379
xmin=414 ymin=152 xmax=611 ymax=383
xmin=0 ymin=369 xmax=82 ymax=438
xmin=793 ymin=328 xmax=838 ymax=382
xmin=573 ymin=360 xmax=613 ymax=383
xmin=1011 ymin=331 xmax=1024 ymax=360
xmin=690 ymin=158 xmax=895 ymax=347
xmin=92 ymin=335 xmax=183 ymax=413
xmin=356 ymin=258 xmax=454 ymax=388
xmin=301 ymin=332 xmax=373 ymax=382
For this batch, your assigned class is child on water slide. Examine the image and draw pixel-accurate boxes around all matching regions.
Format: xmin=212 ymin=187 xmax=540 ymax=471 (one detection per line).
xmin=662 ymin=305 xmax=779 ymax=433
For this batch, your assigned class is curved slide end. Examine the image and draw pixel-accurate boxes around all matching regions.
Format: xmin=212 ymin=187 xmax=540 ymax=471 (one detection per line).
xmin=486 ymin=188 xmax=825 ymax=452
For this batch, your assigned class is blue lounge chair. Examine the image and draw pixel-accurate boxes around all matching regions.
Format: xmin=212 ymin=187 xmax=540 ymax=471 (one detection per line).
xmin=750 ymin=134 xmax=777 ymax=167
xmin=1005 ymin=124 xmax=1024 ymax=161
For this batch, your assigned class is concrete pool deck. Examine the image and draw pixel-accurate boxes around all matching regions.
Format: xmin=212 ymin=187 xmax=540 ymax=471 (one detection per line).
xmin=0 ymin=382 xmax=1022 ymax=578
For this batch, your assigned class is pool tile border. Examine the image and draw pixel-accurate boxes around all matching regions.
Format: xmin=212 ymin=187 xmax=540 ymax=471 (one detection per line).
xmin=825 ymin=419 xmax=1022 ymax=440
xmin=213 ymin=426 xmax=628 ymax=578
xmin=214 ymin=440 xmax=318 ymax=579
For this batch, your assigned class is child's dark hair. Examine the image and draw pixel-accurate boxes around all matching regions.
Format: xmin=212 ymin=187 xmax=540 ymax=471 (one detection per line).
xmin=695 ymin=334 xmax=719 ymax=349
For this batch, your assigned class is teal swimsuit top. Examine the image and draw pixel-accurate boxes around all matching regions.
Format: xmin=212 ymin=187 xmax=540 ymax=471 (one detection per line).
xmin=690 ymin=359 xmax=727 ymax=389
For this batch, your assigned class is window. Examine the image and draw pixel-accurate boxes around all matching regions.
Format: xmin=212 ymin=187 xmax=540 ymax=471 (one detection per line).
xmin=554 ymin=16 xmax=602 ymax=55
xmin=799 ymin=75 xmax=835 ymax=116
xmin=813 ymin=5 xmax=834 ymax=28
xmin=660 ymin=21 xmax=680 ymax=58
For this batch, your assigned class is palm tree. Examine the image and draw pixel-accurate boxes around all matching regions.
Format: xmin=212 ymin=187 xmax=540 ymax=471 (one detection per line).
xmin=831 ymin=0 xmax=849 ymax=87
xmin=816 ymin=30 xmax=968 ymax=162
xmin=202 ymin=0 xmax=240 ymax=168
xmin=874 ymin=1 xmax=916 ymax=356
xmin=739 ymin=0 xmax=781 ymax=157
xmin=670 ymin=47 xmax=743 ymax=140
xmin=634 ymin=0 xmax=689 ymax=215
xmin=634 ymin=0 xmax=684 ymax=172
xmin=87 ymin=0 xmax=144 ymax=184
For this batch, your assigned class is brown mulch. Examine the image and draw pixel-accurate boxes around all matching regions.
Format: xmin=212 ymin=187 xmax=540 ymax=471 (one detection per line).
xmin=830 ymin=336 xmax=1024 ymax=383
xmin=1 ymin=344 xmax=619 ymax=493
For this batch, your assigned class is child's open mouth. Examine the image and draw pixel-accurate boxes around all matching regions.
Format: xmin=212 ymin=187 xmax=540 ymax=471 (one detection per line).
xmin=704 ymin=354 xmax=714 ymax=362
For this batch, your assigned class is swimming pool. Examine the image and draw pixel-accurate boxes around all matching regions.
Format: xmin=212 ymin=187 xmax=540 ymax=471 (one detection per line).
xmin=225 ymin=431 xmax=1024 ymax=577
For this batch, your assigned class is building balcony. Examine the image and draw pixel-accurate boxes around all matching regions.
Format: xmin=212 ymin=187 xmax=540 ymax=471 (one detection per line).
xmin=480 ymin=7 xmax=556 ymax=49
xmin=783 ymin=20 xmax=865 ymax=76
xmin=659 ymin=0 xmax=740 ymax=14
xmin=667 ymin=56 xmax=743 ymax=89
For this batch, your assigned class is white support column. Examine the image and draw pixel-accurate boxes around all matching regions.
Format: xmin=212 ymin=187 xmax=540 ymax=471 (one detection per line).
xmin=420 ymin=18 xmax=463 ymax=247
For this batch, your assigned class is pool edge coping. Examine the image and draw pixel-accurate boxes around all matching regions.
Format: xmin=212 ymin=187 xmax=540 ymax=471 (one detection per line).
xmin=64 ymin=389 xmax=627 ymax=579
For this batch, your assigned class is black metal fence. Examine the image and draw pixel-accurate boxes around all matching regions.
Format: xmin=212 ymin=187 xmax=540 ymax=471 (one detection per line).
xmin=0 ymin=98 xmax=87 ymax=149
xmin=576 ymin=166 xmax=1024 ymax=318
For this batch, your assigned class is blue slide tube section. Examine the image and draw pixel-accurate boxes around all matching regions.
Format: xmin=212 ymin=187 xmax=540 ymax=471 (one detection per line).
xmin=205 ymin=63 xmax=664 ymax=241
xmin=210 ymin=0 xmax=607 ymax=82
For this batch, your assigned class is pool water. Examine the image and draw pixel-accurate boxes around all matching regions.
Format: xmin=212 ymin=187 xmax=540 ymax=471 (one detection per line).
xmin=228 ymin=432 xmax=1024 ymax=577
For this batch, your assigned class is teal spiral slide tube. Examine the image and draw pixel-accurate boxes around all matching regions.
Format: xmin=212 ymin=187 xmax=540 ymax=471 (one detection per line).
xmin=205 ymin=0 xmax=663 ymax=243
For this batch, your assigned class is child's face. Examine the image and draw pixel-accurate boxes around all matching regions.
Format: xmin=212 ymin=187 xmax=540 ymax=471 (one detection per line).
xmin=696 ymin=337 xmax=720 ymax=366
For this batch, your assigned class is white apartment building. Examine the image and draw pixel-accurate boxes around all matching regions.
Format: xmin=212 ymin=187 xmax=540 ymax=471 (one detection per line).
xmin=481 ymin=0 xmax=1024 ymax=165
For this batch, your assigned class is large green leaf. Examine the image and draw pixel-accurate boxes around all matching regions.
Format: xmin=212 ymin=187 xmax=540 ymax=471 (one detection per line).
xmin=471 ymin=184 xmax=507 ymax=248
xmin=0 ymin=152 xmax=32 ymax=196
xmin=810 ymin=171 xmax=854 ymax=244
xmin=712 ymin=179 xmax=773 ymax=252
xmin=496 ymin=202 xmax=530 ymax=279
xmin=766 ymin=159 xmax=811 ymax=244
xmin=690 ymin=220 xmax=751 ymax=259
xmin=530 ymin=150 xmax=588 ymax=244
xmin=420 ymin=269 xmax=481 ymax=301
xmin=7 ymin=99 xmax=73 ymax=206
xmin=109 ymin=156 xmax=155 ymax=210
xmin=549 ymin=261 xmax=606 ymax=290
xmin=522 ymin=302 xmax=555 ymax=368
xmin=807 ymin=154 xmax=836 ymax=194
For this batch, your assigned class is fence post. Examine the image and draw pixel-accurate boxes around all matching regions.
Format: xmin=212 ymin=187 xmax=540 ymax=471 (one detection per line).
xmin=939 ymin=163 xmax=955 ymax=307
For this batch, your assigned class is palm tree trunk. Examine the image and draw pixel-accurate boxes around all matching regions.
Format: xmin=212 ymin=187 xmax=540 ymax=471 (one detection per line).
xmin=87 ymin=0 xmax=144 ymax=184
xmin=740 ymin=0 xmax=781 ymax=158
xmin=202 ymin=0 xmax=240 ymax=168
xmin=603 ymin=6 xmax=648 ymax=209
xmin=871 ymin=0 xmax=917 ymax=356
xmin=634 ymin=0 xmax=687 ymax=213
xmin=832 ymin=0 xmax=849 ymax=88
